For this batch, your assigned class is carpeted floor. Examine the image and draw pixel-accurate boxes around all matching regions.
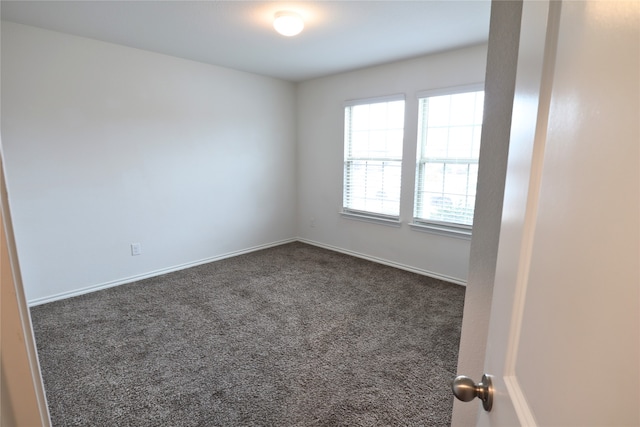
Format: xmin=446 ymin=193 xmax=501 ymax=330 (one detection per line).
xmin=30 ymin=242 xmax=465 ymax=426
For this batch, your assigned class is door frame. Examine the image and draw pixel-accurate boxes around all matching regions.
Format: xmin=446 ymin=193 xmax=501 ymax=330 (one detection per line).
xmin=1 ymin=146 xmax=51 ymax=426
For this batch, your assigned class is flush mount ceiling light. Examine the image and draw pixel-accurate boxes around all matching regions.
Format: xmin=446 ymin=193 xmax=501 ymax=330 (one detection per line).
xmin=273 ymin=11 xmax=304 ymax=37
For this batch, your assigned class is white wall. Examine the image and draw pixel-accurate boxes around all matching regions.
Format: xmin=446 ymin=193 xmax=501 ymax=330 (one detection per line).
xmin=296 ymin=45 xmax=488 ymax=282
xmin=1 ymin=22 xmax=297 ymax=304
xmin=2 ymin=21 xmax=488 ymax=304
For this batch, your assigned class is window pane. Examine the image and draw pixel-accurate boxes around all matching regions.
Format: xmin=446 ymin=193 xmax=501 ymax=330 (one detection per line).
xmin=344 ymin=98 xmax=405 ymax=218
xmin=447 ymin=126 xmax=474 ymax=158
xmin=467 ymin=164 xmax=479 ymax=197
xmin=344 ymin=160 xmax=401 ymax=216
xmin=349 ymin=130 xmax=369 ymax=157
xmin=387 ymin=101 xmax=406 ymax=129
xmin=369 ymin=103 xmax=388 ymax=129
xmin=450 ymin=92 xmax=478 ymax=126
xmin=414 ymin=89 xmax=483 ymax=227
xmin=443 ymin=163 xmax=470 ymax=196
xmin=471 ymin=125 xmax=482 ymax=158
xmin=427 ymin=96 xmax=451 ymax=127
xmin=350 ymin=104 xmax=370 ymax=131
xmin=424 ymin=127 xmax=449 ymax=158
xmin=423 ymin=163 xmax=444 ymax=193
xmin=385 ymin=129 xmax=404 ymax=158
xmin=475 ymin=93 xmax=485 ymax=123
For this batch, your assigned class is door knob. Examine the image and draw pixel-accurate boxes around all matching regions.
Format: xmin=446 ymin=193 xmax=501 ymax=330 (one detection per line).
xmin=452 ymin=374 xmax=493 ymax=411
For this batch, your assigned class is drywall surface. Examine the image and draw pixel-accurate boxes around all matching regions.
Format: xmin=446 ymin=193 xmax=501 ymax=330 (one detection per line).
xmin=296 ymin=45 xmax=488 ymax=282
xmin=2 ymin=22 xmax=297 ymax=303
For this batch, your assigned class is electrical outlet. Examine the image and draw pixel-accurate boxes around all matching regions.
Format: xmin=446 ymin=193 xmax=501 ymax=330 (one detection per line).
xmin=310 ymin=217 xmax=316 ymax=228
xmin=131 ymin=243 xmax=142 ymax=256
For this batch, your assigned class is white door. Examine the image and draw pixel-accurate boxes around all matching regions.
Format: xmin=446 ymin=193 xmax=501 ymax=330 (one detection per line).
xmin=457 ymin=0 xmax=639 ymax=425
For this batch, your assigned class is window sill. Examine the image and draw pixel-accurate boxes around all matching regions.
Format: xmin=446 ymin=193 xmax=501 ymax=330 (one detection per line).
xmin=409 ymin=222 xmax=472 ymax=240
xmin=340 ymin=211 xmax=401 ymax=227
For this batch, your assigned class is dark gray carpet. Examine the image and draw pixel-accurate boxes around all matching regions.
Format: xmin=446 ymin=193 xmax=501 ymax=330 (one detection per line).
xmin=30 ymin=242 xmax=465 ymax=426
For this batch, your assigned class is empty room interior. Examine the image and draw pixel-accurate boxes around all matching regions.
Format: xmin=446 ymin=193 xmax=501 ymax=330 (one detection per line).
xmin=3 ymin=1 xmax=492 ymax=424
xmin=5 ymin=1 xmax=638 ymax=426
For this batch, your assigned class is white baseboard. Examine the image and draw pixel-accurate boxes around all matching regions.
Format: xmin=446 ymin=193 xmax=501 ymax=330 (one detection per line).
xmin=27 ymin=238 xmax=297 ymax=307
xmin=296 ymin=238 xmax=467 ymax=286
xmin=28 ymin=237 xmax=465 ymax=306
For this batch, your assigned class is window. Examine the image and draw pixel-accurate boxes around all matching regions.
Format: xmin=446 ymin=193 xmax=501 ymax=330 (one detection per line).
xmin=343 ymin=96 xmax=405 ymax=220
xmin=414 ymin=86 xmax=484 ymax=230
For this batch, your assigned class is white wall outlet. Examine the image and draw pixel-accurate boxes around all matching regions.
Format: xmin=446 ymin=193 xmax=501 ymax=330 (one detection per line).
xmin=131 ymin=243 xmax=142 ymax=256
xmin=310 ymin=217 xmax=316 ymax=228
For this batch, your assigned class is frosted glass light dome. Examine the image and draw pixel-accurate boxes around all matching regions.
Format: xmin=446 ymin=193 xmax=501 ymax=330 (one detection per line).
xmin=273 ymin=11 xmax=304 ymax=37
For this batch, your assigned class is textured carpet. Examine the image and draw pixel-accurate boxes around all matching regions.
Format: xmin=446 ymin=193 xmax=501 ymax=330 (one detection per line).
xmin=30 ymin=242 xmax=465 ymax=426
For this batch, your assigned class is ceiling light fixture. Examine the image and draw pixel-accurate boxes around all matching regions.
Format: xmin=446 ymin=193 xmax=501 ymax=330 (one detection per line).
xmin=273 ymin=11 xmax=304 ymax=37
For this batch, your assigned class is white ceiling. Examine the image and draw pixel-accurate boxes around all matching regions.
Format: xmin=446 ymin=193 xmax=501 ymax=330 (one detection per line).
xmin=0 ymin=1 xmax=491 ymax=82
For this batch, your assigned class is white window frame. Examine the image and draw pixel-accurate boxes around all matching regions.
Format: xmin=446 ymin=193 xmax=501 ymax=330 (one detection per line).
xmin=411 ymin=84 xmax=485 ymax=238
xmin=341 ymin=94 xmax=405 ymax=225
